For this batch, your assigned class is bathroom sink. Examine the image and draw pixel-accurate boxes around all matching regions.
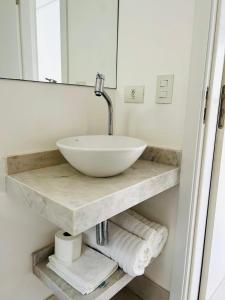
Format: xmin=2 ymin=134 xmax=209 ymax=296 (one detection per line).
xmin=57 ymin=135 xmax=147 ymax=177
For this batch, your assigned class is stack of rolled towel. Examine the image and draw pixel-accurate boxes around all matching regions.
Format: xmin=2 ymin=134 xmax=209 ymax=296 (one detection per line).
xmin=83 ymin=221 xmax=151 ymax=277
xmin=48 ymin=209 xmax=168 ymax=295
xmin=111 ymin=209 xmax=168 ymax=258
xmin=84 ymin=209 xmax=168 ymax=277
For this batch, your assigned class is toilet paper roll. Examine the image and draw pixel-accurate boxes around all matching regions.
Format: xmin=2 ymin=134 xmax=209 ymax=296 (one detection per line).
xmin=55 ymin=231 xmax=82 ymax=263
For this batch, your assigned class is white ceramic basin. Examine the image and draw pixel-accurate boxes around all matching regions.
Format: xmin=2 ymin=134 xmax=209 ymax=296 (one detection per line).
xmin=57 ymin=135 xmax=147 ymax=177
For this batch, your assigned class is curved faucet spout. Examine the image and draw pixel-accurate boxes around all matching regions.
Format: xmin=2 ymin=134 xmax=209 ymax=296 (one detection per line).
xmin=102 ymin=90 xmax=113 ymax=135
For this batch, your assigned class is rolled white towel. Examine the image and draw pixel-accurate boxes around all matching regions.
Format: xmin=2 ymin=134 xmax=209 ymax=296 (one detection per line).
xmin=111 ymin=210 xmax=168 ymax=258
xmin=83 ymin=221 xmax=153 ymax=277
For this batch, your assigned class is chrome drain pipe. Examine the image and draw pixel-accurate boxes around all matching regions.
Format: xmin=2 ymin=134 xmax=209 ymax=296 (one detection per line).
xmin=96 ymin=221 xmax=108 ymax=245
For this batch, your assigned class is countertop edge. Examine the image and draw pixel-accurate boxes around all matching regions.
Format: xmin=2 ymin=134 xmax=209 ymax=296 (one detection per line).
xmin=71 ymin=168 xmax=179 ymax=235
xmin=6 ymin=175 xmax=74 ymax=233
xmin=6 ymin=166 xmax=179 ymax=235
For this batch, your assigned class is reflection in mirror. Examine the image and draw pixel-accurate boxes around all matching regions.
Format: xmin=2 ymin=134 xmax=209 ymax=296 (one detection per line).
xmin=0 ymin=0 xmax=119 ymax=88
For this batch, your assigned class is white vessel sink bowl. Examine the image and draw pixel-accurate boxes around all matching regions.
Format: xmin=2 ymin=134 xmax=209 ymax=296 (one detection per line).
xmin=57 ymin=135 xmax=147 ymax=177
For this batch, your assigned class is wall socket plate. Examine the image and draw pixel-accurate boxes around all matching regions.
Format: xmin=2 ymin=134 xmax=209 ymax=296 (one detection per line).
xmin=124 ymin=86 xmax=145 ymax=103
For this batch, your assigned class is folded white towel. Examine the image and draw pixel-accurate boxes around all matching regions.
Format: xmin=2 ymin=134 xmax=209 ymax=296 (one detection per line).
xmin=47 ymin=245 xmax=118 ymax=295
xmin=83 ymin=221 xmax=152 ymax=277
xmin=111 ymin=210 xmax=168 ymax=258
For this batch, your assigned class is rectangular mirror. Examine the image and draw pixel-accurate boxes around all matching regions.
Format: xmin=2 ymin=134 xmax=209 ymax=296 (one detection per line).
xmin=0 ymin=0 xmax=119 ymax=88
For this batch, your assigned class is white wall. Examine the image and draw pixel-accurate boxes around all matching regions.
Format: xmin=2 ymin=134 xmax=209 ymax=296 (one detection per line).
xmin=0 ymin=191 xmax=56 ymax=300
xmin=115 ymin=0 xmax=194 ymax=150
xmin=0 ymin=80 xmax=91 ymax=157
xmin=113 ymin=0 xmax=195 ymax=291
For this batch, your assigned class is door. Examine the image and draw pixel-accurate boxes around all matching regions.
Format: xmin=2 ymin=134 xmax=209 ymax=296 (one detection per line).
xmin=199 ymin=66 xmax=225 ymax=300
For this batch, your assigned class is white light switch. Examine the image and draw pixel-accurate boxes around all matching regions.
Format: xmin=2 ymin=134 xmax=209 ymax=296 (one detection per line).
xmin=159 ymin=91 xmax=168 ymax=98
xmin=156 ymin=75 xmax=174 ymax=104
xmin=160 ymin=80 xmax=168 ymax=87
xmin=124 ymin=86 xmax=145 ymax=103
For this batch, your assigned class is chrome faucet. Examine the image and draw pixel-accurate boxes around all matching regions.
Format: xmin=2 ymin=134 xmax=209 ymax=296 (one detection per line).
xmin=94 ymin=73 xmax=113 ymax=245
xmin=95 ymin=73 xmax=113 ymax=136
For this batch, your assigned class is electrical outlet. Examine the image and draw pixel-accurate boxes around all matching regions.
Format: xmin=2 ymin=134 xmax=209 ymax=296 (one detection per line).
xmin=124 ymin=86 xmax=145 ymax=103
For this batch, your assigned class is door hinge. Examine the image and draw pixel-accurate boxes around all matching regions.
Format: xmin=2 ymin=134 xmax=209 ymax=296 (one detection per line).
xmin=218 ymin=85 xmax=225 ymax=129
xmin=203 ymin=87 xmax=209 ymax=124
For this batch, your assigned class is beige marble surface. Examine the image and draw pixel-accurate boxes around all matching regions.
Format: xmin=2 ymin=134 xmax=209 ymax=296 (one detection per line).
xmin=6 ymin=146 xmax=181 ymax=175
xmin=141 ymin=146 xmax=182 ymax=167
xmin=33 ymin=244 xmax=133 ymax=300
xmin=6 ymin=159 xmax=179 ymax=235
xmin=7 ymin=150 xmax=66 ymax=175
xmin=36 ymin=261 xmax=132 ymax=300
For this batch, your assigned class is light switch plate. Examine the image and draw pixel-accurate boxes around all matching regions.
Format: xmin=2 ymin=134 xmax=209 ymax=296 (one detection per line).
xmin=156 ymin=75 xmax=174 ymax=104
xmin=124 ymin=86 xmax=145 ymax=103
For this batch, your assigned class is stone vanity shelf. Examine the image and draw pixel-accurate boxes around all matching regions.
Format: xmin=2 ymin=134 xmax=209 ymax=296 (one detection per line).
xmin=33 ymin=244 xmax=133 ymax=300
xmin=5 ymin=146 xmax=181 ymax=300
xmin=5 ymin=146 xmax=181 ymax=236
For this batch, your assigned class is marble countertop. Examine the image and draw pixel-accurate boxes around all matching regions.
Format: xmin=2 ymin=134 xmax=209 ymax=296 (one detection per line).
xmin=6 ymin=158 xmax=179 ymax=235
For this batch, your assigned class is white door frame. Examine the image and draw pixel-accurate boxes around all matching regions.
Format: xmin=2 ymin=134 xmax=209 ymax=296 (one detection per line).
xmin=170 ymin=0 xmax=225 ymax=299
xmin=199 ymin=70 xmax=225 ymax=300
xmin=19 ymin=0 xmax=38 ymax=81
xmin=60 ymin=0 xmax=69 ymax=83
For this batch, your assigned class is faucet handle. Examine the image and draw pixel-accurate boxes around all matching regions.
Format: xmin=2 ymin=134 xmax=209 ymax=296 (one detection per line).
xmin=96 ymin=73 xmax=105 ymax=80
xmin=95 ymin=73 xmax=105 ymax=96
